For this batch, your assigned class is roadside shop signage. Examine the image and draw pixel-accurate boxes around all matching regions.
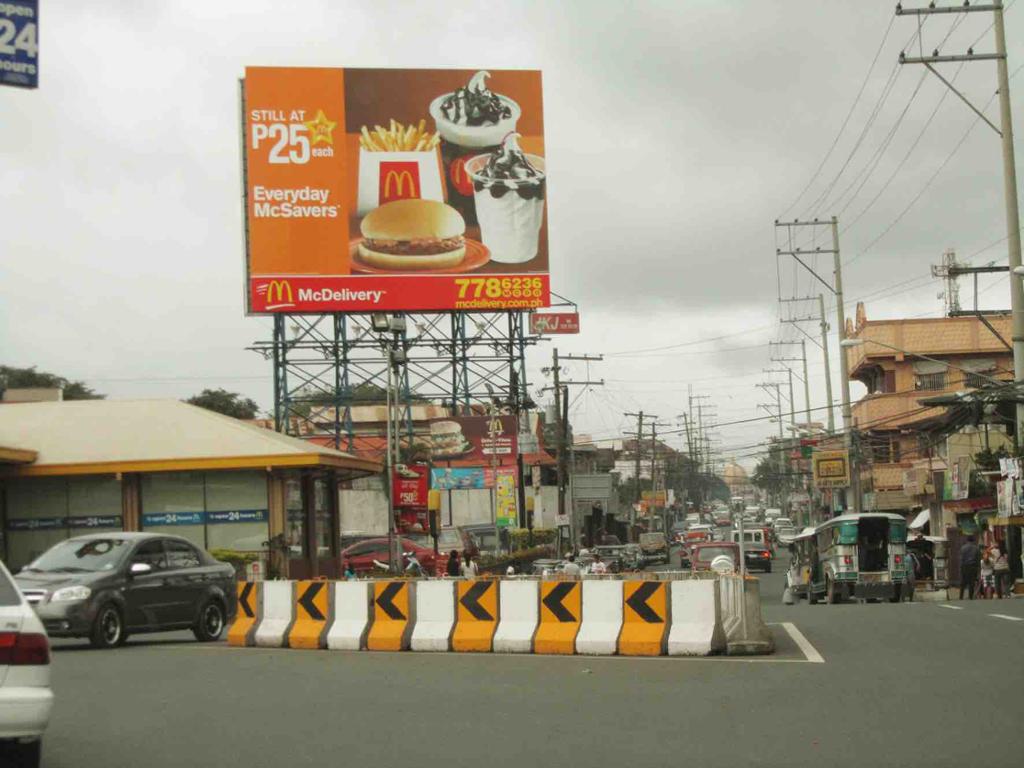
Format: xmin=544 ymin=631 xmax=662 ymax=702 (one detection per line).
xmin=142 ymin=510 xmax=268 ymax=526
xmin=0 ymin=0 xmax=38 ymax=89
xmin=812 ymin=450 xmax=850 ymax=489
xmin=529 ymin=312 xmax=579 ymax=335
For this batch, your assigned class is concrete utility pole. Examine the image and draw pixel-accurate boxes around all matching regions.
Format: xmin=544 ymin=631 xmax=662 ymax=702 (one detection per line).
xmin=624 ymin=410 xmax=653 ymax=537
xmin=802 ymin=339 xmax=811 ymax=427
xmin=775 ymin=218 xmax=858 ymax=512
xmin=544 ymin=349 xmax=603 ymax=554
xmin=897 ymin=0 xmax=1024 ymax=444
xmin=819 ymin=295 xmax=835 ymax=433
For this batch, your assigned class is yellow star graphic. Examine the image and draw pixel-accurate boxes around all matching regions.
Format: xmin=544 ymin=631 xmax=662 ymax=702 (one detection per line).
xmin=303 ymin=109 xmax=336 ymax=146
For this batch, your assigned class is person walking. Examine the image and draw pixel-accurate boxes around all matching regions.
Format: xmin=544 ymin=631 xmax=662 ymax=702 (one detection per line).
xmin=460 ymin=553 xmax=478 ymax=578
xmin=959 ymin=535 xmax=980 ymax=600
xmin=445 ymin=549 xmax=461 ymax=577
xmin=992 ymin=546 xmax=1012 ymax=599
xmin=980 ymin=547 xmax=995 ymax=599
xmin=589 ymin=555 xmax=608 ymax=575
xmin=561 ymin=554 xmax=581 ymax=577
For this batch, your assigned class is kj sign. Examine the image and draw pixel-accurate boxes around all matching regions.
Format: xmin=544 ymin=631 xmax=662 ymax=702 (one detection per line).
xmin=530 ymin=312 xmax=579 ymax=335
xmin=812 ymin=449 xmax=850 ymax=490
xmin=0 ymin=0 xmax=38 ymax=89
xmin=242 ymin=67 xmax=551 ymax=314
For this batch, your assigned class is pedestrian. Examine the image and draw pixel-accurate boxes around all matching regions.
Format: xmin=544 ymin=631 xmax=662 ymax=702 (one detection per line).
xmin=992 ymin=546 xmax=1012 ymax=599
xmin=590 ymin=555 xmax=608 ymax=575
xmin=505 ymin=563 xmax=516 ymax=576
xmin=461 ymin=553 xmax=478 ymax=578
xmin=445 ymin=549 xmax=461 ymax=577
xmin=959 ymin=535 xmax=980 ymax=600
xmin=562 ymin=554 xmax=581 ymax=577
xmin=980 ymin=548 xmax=995 ymax=599
xmin=343 ymin=560 xmax=356 ymax=580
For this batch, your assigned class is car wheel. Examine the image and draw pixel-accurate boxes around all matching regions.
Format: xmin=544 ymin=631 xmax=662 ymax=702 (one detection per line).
xmin=90 ymin=604 xmax=124 ymax=649
xmin=5 ymin=738 xmax=42 ymax=768
xmin=193 ymin=599 xmax=226 ymax=642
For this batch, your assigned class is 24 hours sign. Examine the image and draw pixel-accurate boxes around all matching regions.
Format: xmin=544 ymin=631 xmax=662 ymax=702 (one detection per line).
xmin=0 ymin=0 xmax=38 ymax=89
xmin=242 ymin=67 xmax=551 ymax=314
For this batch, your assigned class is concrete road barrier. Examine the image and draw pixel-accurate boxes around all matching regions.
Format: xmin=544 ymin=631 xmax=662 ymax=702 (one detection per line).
xmin=410 ymin=581 xmax=455 ymax=652
xmin=287 ymin=580 xmax=332 ymax=650
xmin=366 ymin=581 xmax=415 ymax=652
xmin=667 ymin=579 xmax=725 ymax=656
xmin=534 ymin=581 xmax=582 ymax=655
xmin=719 ymin=576 xmax=773 ymax=656
xmin=254 ymin=580 xmax=294 ymax=648
xmin=452 ymin=580 xmax=500 ymax=653
xmin=576 ymin=580 xmax=622 ymax=655
xmin=227 ymin=581 xmax=260 ymax=647
xmin=326 ymin=581 xmax=372 ymax=651
xmin=492 ymin=580 xmax=539 ymax=653
xmin=618 ymin=581 xmax=670 ymax=656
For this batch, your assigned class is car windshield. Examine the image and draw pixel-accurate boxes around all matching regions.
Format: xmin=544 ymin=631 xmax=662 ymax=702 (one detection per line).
xmin=24 ymin=538 xmax=132 ymax=573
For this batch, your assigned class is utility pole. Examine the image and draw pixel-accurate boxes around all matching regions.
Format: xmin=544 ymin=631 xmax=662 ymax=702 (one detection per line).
xmin=801 ymin=339 xmax=811 ymax=427
xmin=775 ymin=218 xmax=858 ymax=512
xmin=758 ymin=381 xmax=787 ymax=512
xmin=543 ymin=349 xmax=603 ymax=554
xmin=897 ymin=0 xmax=1024 ymax=445
xmin=818 ymin=295 xmax=835 ymax=433
xmin=624 ymin=410 xmax=653 ymax=539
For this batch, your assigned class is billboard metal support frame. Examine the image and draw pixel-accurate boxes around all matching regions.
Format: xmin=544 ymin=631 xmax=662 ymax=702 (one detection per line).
xmin=251 ymin=311 xmax=540 ymax=454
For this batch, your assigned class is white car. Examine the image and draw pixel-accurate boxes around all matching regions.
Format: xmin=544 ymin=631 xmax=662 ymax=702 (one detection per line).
xmin=0 ymin=559 xmax=52 ymax=767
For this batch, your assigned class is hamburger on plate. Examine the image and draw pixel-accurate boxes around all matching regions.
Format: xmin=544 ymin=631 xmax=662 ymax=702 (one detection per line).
xmin=358 ymin=199 xmax=466 ymax=270
xmin=429 ymin=420 xmax=470 ymax=457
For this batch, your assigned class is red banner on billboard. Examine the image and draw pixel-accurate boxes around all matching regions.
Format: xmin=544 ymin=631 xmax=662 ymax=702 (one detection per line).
xmin=530 ymin=312 xmax=580 ymax=335
xmin=427 ymin=415 xmax=518 ymax=464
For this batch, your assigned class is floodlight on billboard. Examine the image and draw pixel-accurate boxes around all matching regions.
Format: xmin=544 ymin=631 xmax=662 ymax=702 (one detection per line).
xmin=241 ymin=67 xmax=551 ymax=314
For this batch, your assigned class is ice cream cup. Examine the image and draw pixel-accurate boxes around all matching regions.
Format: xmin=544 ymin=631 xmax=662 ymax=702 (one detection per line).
xmin=428 ymin=94 xmax=521 ymax=148
xmin=465 ymin=153 xmax=545 ymax=264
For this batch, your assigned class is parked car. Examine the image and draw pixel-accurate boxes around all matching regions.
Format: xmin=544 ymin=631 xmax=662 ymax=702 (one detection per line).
xmin=689 ymin=542 xmax=740 ymax=572
xmin=15 ymin=533 xmax=237 ymax=650
xmin=770 ymin=516 xmax=793 ymax=530
xmin=340 ymin=537 xmax=440 ymax=576
xmin=402 ymin=527 xmax=479 ymax=560
xmin=0 ymin=557 xmax=52 ymax=767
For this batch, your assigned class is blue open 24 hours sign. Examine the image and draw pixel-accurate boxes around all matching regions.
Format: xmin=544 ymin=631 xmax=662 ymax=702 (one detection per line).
xmin=0 ymin=0 xmax=38 ymax=89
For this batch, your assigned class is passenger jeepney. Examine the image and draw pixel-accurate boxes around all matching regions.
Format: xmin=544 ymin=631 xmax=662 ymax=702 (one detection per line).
xmin=784 ymin=526 xmax=817 ymax=601
xmin=809 ymin=513 xmax=909 ymax=604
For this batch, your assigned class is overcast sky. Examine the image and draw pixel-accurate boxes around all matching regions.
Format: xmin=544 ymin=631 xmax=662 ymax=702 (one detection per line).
xmin=2 ymin=0 xmax=1022 ymax=467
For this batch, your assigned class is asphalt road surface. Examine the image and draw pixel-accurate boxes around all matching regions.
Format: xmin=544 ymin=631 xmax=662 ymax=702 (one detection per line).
xmin=42 ymin=554 xmax=1024 ymax=768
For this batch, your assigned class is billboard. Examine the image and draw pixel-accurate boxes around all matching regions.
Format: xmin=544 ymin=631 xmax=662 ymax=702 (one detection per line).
xmin=0 ymin=1 xmax=38 ymax=89
xmin=242 ymin=67 xmax=550 ymax=314
xmin=812 ymin=450 xmax=850 ymax=490
xmin=425 ymin=415 xmax=518 ymax=462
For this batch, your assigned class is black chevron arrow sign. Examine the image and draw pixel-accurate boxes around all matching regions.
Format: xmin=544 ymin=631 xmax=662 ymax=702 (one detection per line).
xmin=298 ymin=582 xmax=325 ymax=621
xmin=626 ymin=582 xmax=663 ymax=624
xmin=460 ymin=581 xmax=494 ymax=621
xmin=239 ymin=583 xmax=255 ymax=618
xmin=542 ymin=582 xmax=577 ymax=623
xmin=376 ymin=582 xmax=406 ymax=621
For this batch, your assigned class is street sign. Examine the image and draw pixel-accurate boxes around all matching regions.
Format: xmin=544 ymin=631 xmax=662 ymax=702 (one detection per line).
xmin=0 ymin=0 xmax=38 ymax=89
xmin=530 ymin=312 xmax=580 ymax=335
xmin=812 ymin=449 xmax=850 ymax=489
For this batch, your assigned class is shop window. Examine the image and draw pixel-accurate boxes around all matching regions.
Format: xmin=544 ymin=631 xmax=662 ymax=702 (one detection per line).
xmin=313 ymin=477 xmax=334 ymax=558
xmin=140 ymin=472 xmax=206 ymax=550
xmin=67 ymin=476 xmax=122 ymax=537
xmin=965 ymin=371 xmax=992 ymax=389
xmin=285 ymin=478 xmax=306 ymax=558
xmin=205 ymin=471 xmax=269 ymax=552
xmin=4 ymin=477 xmax=69 ymax=570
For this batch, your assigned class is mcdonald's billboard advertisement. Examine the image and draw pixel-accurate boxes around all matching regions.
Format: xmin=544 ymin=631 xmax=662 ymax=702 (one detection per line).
xmin=242 ymin=67 xmax=551 ymax=314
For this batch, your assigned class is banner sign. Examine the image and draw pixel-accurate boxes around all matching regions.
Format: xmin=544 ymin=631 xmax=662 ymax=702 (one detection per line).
xmin=430 ymin=466 xmax=517 ymax=491
xmin=427 ymin=415 xmax=517 ymax=463
xmin=530 ymin=312 xmax=579 ymax=335
xmin=142 ymin=512 xmax=205 ymax=527
xmin=243 ymin=67 xmax=550 ymax=314
xmin=206 ymin=509 xmax=269 ymax=524
xmin=71 ymin=515 xmax=123 ymax=529
xmin=812 ymin=450 xmax=850 ymax=489
xmin=0 ymin=1 xmax=38 ymax=89
xmin=392 ymin=464 xmax=429 ymax=508
xmin=7 ymin=516 xmax=65 ymax=531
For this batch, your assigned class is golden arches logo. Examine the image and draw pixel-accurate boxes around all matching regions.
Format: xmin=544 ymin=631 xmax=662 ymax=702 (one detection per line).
xmin=265 ymin=280 xmax=294 ymax=307
xmin=382 ymin=170 xmax=417 ymax=200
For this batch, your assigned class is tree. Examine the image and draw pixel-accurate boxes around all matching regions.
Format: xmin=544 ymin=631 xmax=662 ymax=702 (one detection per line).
xmin=185 ymin=388 xmax=261 ymax=419
xmin=0 ymin=365 xmax=104 ymax=400
xmin=751 ymin=457 xmax=783 ymax=501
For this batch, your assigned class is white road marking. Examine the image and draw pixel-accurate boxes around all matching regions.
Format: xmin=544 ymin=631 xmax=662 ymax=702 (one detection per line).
xmin=778 ymin=622 xmax=825 ymax=664
xmin=988 ymin=613 xmax=1024 ymax=622
xmin=938 ymin=604 xmax=963 ymax=610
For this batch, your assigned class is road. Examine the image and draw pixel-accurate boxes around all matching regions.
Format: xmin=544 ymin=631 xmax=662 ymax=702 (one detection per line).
xmin=41 ymin=553 xmax=1024 ymax=768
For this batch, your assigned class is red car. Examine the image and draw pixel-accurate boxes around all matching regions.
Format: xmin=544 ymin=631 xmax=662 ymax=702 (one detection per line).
xmin=340 ymin=537 xmax=440 ymax=576
xmin=689 ymin=542 xmax=741 ymax=572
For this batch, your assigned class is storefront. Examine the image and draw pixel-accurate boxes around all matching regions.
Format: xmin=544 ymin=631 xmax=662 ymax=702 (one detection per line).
xmin=0 ymin=400 xmax=380 ymax=578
